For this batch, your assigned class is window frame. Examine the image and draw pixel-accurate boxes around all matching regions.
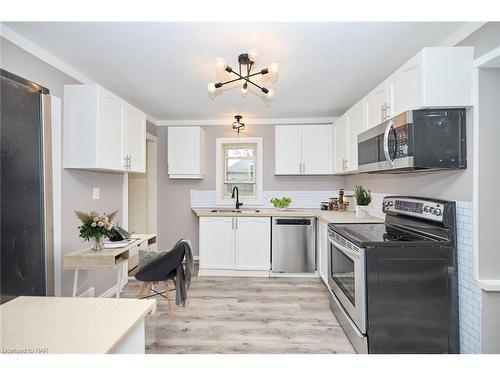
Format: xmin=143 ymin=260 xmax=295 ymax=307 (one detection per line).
xmin=216 ymin=137 xmax=263 ymax=206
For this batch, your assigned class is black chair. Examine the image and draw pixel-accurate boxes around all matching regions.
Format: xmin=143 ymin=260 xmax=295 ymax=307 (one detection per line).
xmin=135 ymin=242 xmax=186 ymax=317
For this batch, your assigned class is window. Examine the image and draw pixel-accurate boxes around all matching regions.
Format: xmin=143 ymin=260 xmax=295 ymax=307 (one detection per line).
xmin=216 ymin=138 xmax=262 ymax=205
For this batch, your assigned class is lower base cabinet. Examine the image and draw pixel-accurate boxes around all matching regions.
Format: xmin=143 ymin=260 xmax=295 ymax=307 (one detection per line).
xmin=317 ymin=220 xmax=329 ymax=284
xmin=199 ymin=216 xmax=271 ymax=276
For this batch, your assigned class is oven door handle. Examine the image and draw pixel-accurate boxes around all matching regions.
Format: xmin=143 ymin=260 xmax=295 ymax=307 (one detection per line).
xmin=329 ymin=237 xmax=361 ymax=260
xmin=383 ymin=119 xmax=395 ymax=167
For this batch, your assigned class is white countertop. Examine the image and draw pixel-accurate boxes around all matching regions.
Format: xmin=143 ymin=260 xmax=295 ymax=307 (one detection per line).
xmin=0 ymin=296 xmax=156 ymax=354
xmin=193 ymin=208 xmax=384 ymax=224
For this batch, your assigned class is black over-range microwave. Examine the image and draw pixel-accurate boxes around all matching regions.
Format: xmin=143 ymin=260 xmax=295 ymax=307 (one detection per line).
xmin=357 ymin=108 xmax=466 ymax=173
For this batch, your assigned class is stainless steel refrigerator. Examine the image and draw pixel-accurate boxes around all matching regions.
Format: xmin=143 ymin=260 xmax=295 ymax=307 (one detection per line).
xmin=1 ymin=69 xmax=54 ymax=304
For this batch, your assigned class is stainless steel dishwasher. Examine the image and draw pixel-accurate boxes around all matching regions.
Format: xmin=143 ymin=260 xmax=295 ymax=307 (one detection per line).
xmin=272 ymin=217 xmax=316 ymax=273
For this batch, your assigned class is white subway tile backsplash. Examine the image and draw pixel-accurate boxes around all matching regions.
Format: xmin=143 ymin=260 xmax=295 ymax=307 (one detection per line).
xmin=191 ymin=190 xmax=342 ymax=209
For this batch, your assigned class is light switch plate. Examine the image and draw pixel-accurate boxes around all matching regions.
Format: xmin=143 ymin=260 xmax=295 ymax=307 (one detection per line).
xmin=92 ymin=187 xmax=100 ymax=200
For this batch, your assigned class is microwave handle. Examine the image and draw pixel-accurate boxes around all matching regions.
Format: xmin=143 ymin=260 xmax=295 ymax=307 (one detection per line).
xmin=383 ymin=120 xmax=395 ymax=166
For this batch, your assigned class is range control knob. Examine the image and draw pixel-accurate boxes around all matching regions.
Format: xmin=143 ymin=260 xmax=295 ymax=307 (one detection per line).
xmin=423 ymin=206 xmax=430 ymax=212
xmin=435 ymin=208 xmax=442 ymax=216
xmin=429 ymin=207 xmax=436 ymax=214
xmin=387 ymin=201 xmax=394 ymax=207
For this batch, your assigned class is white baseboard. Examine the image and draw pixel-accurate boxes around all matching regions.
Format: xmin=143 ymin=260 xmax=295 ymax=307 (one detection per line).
xmin=198 ymin=269 xmax=270 ymax=277
xmin=98 ymin=279 xmax=128 ymax=298
xmin=270 ymin=271 xmax=320 ymax=278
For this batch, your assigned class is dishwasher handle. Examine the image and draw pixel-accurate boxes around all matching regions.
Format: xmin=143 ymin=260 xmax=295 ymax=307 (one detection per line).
xmin=274 ymin=218 xmax=312 ymax=226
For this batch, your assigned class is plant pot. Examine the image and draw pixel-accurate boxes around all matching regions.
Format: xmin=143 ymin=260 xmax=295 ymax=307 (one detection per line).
xmin=275 ymin=205 xmax=290 ymax=211
xmin=90 ymin=237 xmax=104 ymax=252
xmin=356 ymin=205 xmax=370 ymax=218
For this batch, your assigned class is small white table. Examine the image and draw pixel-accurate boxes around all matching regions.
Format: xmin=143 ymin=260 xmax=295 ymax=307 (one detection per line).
xmin=64 ymin=234 xmax=156 ymax=298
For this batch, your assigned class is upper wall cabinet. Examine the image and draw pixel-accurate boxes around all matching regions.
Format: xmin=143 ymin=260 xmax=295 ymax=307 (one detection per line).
xmin=365 ymin=47 xmax=474 ymax=130
xmin=275 ymin=124 xmax=333 ymax=175
xmin=333 ymin=102 xmax=364 ymax=174
xmin=346 ymin=99 xmax=365 ymax=172
xmin=365 ymin=81 xmax=392 ymax=130
xmin=64 ymin=84 xmax=146 ymax=173
xmin=333 ymin=115 xmax=348 ymax=174
xmin=167 ymin=126 xmax=205 ymax=179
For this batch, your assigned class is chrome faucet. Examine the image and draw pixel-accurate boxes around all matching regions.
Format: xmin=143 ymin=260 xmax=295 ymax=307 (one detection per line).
xmin=231 ymin=186 xmax=243 ymax=209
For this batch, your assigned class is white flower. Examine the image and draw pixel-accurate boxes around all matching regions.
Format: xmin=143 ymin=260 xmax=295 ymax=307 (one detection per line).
xmin=91 ymin=222 xmax=97 ymax=227
xmin=93 ymin=217 xmax=99 ymax=222
xmin=97 ymin=221 xmax=104 ymax=227
xmin=106 ymin=224 xmax=113 ymax=230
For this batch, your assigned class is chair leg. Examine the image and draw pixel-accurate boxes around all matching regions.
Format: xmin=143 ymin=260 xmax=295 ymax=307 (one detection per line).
xmin=146 ymin=282 xmax=153 ymax=298
xmin=138 ymin=282 xmax=147 ymax=299
xmin=164 ymin=280 xmax=174 ymax=318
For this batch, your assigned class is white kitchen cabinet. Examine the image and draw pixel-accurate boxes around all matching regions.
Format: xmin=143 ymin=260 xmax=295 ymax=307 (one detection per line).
xmin=275 ymin=126 xmax=302 ymax=174
xmin=302 ymin=125 xmax=333 ymax=174
xmin=390 ymin=47 xmax=474 ymax=115
xmin=63 ymin=84 xmax=146 ymax=173
xmin=275 ymin=125 xmax=332 ymax=175
xmin=123 ymin=102 xmax=146 ymax=173
xmin=346 ymin=99 xmax=365 ymax=172
xmin=167 ymin=126 xmax=205 ymax=179
xmin=365 ymin=81 xmax=392 ymax=130
xmin=199 ymin=216 xmax=271 ymax=276
xmin=234 ymin=217 xmax=271 ymax=271
xmin=199 ymin=217 xmax=234 ymax=270
xmin=317 ymin=220 xmax=329 ymax=285
xmin=333 ymin=115 xmax=348 ymax=174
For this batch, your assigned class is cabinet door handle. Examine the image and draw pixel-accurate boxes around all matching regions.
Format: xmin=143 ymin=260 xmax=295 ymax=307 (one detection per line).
xmin=235 ymin=217 xmax=238 ymax=230
xmin=381 ymin=104 xmax=386 ymax=122
xmin=385 ymin=103 xmax=391 ymax=119
xmin=128 ymin=155 xmax=131 ymax=169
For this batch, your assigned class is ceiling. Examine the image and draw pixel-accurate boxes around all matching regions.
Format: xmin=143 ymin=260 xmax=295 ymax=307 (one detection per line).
xmin=5 ymin=22 xmax=468 ymax=121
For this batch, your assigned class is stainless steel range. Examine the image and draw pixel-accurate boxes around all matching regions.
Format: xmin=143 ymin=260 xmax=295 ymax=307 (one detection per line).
xmin=327 ymin=196 xmax=459 ymax=354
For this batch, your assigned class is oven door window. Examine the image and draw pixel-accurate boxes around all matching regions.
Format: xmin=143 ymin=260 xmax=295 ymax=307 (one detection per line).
xmin=331 ymin=243 xmax=356 ymax=305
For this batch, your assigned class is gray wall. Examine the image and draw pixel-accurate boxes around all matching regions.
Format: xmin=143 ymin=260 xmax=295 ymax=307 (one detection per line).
xmin=146 ymin=120 xmax=157 ymax=136
xmin=157 ymin=124 xmax=344 ymax=255
xmin=1 ymin=37 xmax=125 ymax=297
xmin=457 ymin=22 xmax=500 ymax=58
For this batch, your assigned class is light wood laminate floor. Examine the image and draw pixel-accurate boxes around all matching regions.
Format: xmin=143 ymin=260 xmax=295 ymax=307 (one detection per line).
xmin=122 ymin=274 xmax=355 ymax=354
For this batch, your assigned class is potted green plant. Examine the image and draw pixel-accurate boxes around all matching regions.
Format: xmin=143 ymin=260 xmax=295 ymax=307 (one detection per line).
xmin=270 ymin=196 xmax=292 ymax=211
xmin=354 ymin=185 xmax=372 ymax=218
xmin=75 ymin=210 xmax=118 ymax=252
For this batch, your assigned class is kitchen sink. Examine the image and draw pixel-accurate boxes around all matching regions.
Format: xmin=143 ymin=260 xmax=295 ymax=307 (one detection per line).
xmin=210 ymin=209 xmax=261 ymax=213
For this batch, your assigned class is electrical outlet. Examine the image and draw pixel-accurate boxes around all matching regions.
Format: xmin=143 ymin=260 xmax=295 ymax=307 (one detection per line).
xmin=92 ymin=187 xmax=100 ymax=200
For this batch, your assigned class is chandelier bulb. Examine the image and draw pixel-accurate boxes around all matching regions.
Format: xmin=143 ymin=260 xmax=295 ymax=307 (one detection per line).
xmin=207 ymin=82 xmax=217 ymax=94
xmin=248 ymin=48 xmax=258 ymax=62
xmin=269 ymin=63 xmax=279 ymax=76
xmin=266 ymin=88 xmax=275 ymax=99
xmin=215 ymin=57 xmax=227 ymax=71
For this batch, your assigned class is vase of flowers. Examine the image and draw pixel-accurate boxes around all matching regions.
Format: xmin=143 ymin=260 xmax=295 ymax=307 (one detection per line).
xmin=75 ymin=210 xmax=118 ymax=252
xmin=354 ymin=185 xmax=372 ymax=218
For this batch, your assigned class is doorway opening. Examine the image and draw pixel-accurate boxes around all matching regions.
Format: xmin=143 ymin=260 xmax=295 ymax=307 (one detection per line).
xmin=128 ymin=135 xmax=157 ymax=234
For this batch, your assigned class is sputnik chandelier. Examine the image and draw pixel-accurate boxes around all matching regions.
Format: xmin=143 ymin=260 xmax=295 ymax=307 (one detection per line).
xmin=207 ymin=49 xmax=278 ymax=98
